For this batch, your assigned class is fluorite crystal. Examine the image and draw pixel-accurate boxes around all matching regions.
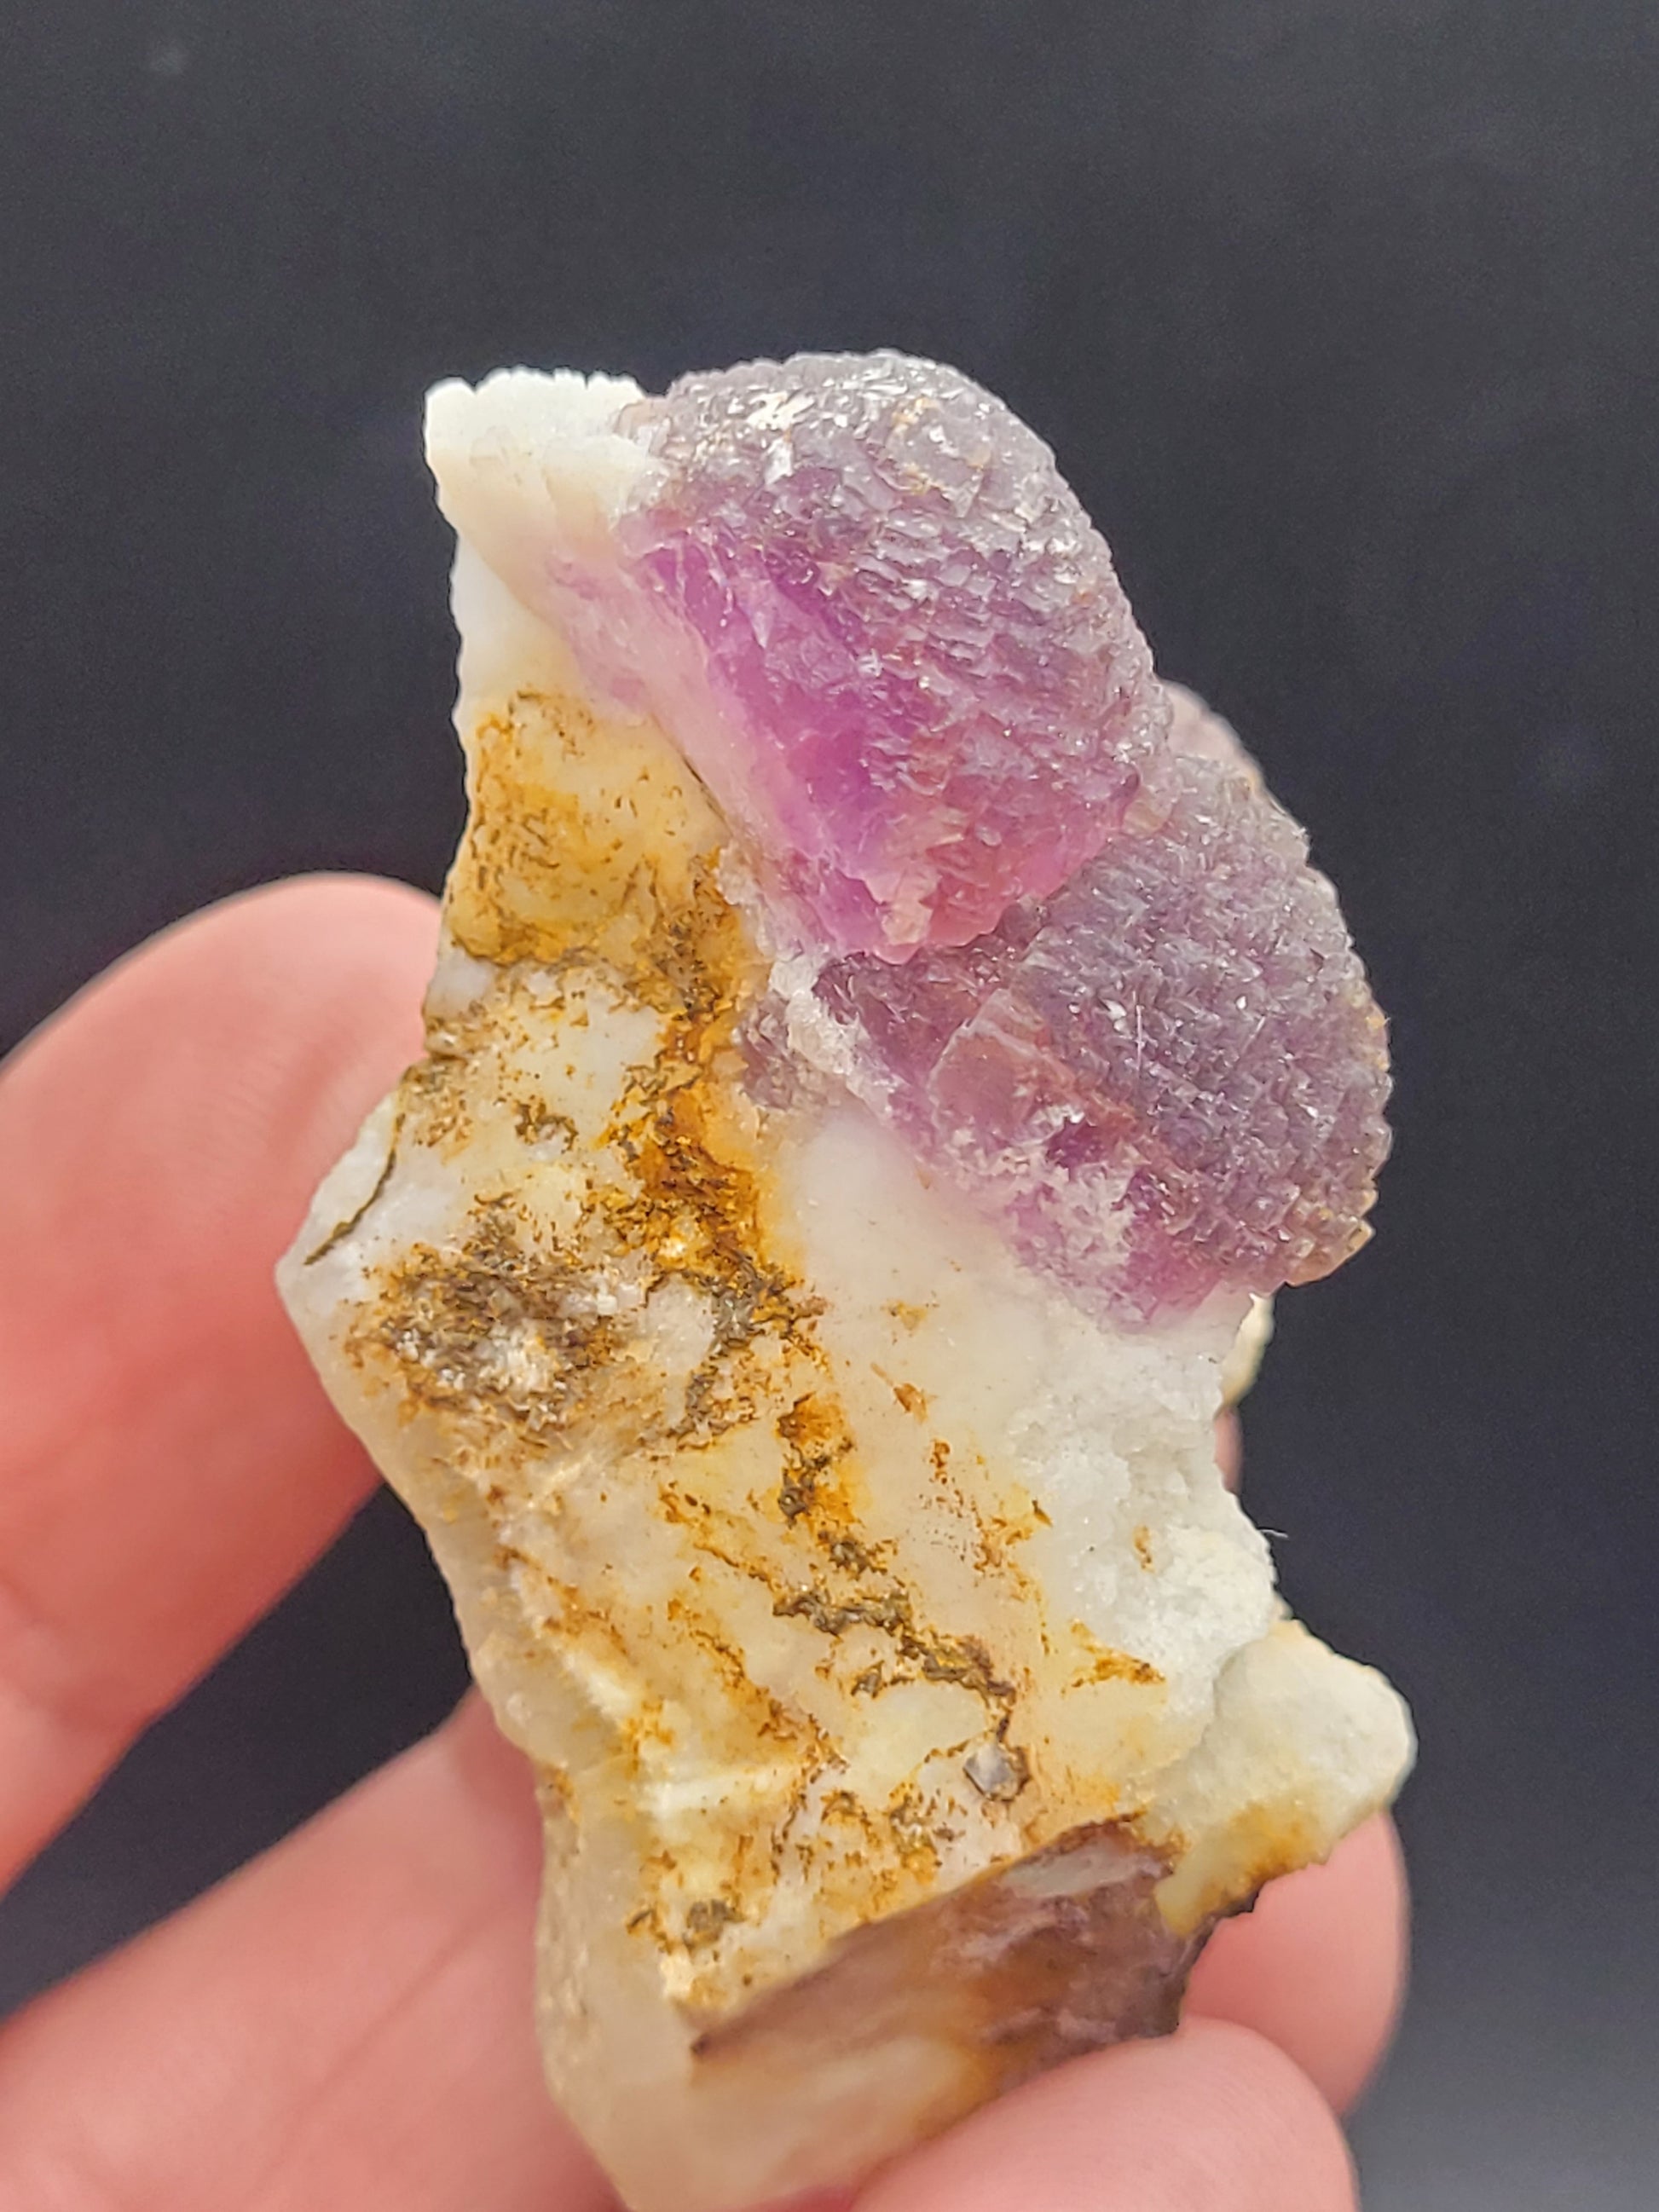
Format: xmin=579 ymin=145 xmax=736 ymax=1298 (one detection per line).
xmin=280 ymin=354 xmax=1412 ymax=2212
xmin=621 ymin=353 xmax=1165 ymax=959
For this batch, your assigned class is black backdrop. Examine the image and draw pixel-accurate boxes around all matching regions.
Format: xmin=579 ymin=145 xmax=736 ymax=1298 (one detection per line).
xmin=3 ymin=6 xmax=1656 ymax=2207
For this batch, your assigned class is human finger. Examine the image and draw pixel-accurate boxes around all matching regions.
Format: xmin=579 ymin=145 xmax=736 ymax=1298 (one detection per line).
xmin=1216 ymin=1406 xmax=1242 ymax=1488
xmin=857 ymin=2017 xmax=1355 ymax=2212
xmin=0 ymin=875 xmax=436 ymax=1887
xmin=1185 ymin=1810 xmax=1407 ymax=2113
xmin=0 ymin=1695 xmax=613 ymax=2212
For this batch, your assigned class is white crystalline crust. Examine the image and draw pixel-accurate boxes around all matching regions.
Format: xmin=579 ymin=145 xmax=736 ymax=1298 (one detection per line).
xmin=425 ymin=367 xmax=657 ymax=566
xmin=280 ymin=373 xmax=1413 ymax=2212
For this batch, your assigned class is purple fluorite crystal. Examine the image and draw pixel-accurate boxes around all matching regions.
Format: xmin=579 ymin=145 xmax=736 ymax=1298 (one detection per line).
xmin=491 ymin=350 xmax=1391 ymax=1321
xmin=621 ymin=353 xmax=1166 ymax=961
xmin=814 ymin=755 xmax=1388 ymax=1319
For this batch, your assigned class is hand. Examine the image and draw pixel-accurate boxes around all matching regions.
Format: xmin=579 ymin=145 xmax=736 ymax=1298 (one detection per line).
xmin=0 ymin=877 xmax=1408 ymax=2212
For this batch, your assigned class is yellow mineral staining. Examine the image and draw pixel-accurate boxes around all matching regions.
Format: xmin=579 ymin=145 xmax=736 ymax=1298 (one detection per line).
xmin=684 ymin=1897 xmax=743 ymax=1949
xmin=917 ymin=1435 xmax=1044 ymax=1589
xmin=513 ymin=1097 xmax=579 ymax=1150
xmin=885 ymin=1299 xmax=934 ymax=1332
xmin=397 ymin=1052 xmax=477 ymax=1155
xmin=350 ymin=1193 xmax=622 ymax=1444
xmin=603 ymin=1056 xmax=802 ymax=1450
xmin=444 ymin=689 xmax=725 ymax=984
xmin=1153 ymin=1799 xmax=1325 ymax=1938
xmin=772 ymin=1583 xmax=1009 ymax=1709
xmin=886 ymin=1785 xmax=943 ymax=1873
xmin=1068 ymin=1619 xmax=1163 ymax=1690
xmin=662 ymin=1589 xmax=822 ymax=1760
xmin=337 ymin=679 xmax=1090 ymax=2022
xmin=774 ymin=1390 xmax=858 ymax=1523
xmin=325 ymin=670 xmax=1331 ymax=2053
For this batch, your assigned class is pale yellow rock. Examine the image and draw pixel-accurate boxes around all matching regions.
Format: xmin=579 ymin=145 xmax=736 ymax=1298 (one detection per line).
xmin=279 ymin=374 xmax=1413 ymax=2212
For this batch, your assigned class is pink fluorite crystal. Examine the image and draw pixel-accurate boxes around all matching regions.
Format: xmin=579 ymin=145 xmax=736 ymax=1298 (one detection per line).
xmin=621 ymin=352 xmax=1166 ymax=960
xmin=501 ymin=350 xmax=1390 ymax=1321
xmin=814 ymin=754 xmax=1389 ymax=1320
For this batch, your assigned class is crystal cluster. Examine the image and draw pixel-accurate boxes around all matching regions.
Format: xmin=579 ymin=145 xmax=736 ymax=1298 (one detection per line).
xmin=280 ymin=354 xmax=1412 ymax=2212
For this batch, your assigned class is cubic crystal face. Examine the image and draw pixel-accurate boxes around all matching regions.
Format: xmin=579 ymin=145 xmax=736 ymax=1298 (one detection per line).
xmin=813 ymin=748 xmax=1389 ymax=1319
xmin=623 ymin=351 xmax=1165 ymax=958
xmin=280 ymin=354 xmax=1412 ymax=2212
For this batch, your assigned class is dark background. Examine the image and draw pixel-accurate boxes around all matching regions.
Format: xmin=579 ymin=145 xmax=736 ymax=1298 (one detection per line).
xmin=3 ymin=4 xmax=1656 ymax=2206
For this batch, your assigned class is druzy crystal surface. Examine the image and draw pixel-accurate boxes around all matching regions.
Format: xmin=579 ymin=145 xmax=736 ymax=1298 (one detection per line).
xmin=622 ymin=353 xmax=1165 ymax=958
xmin=812 ymin=752 xmax=1388 ymax=1319
xmin=281 ymin=354 xmax=1412 ymax=2212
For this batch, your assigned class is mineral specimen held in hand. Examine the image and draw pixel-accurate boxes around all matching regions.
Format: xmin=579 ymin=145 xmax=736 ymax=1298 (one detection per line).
xmin=280 ymin=353 xmax=1413 ymax=2212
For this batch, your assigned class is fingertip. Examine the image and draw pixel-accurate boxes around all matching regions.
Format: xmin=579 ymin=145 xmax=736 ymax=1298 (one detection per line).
xmin=1215 ymin=1407 xmax=1243 ymax=1489
xmin=2 ymin=872 xmax=439 ymax=1256
xmin=436 ymin=1693 xmax=545 ymax=1893
xmin=0 ymin=875 xmax=442 ymax=1880
xmin=1186 ymin=1812 xmax=1408 ymax=2112
xmin=857 ymin=2018 xmax=1354 ymax=2212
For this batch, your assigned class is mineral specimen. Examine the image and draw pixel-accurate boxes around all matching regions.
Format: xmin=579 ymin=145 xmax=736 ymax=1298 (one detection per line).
xmin=280 ymin=353 xmax=1413 ymax=2212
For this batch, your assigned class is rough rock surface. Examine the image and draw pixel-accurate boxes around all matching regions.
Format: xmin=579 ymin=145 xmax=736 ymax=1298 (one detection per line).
xmin=280 ymin=357 xmax=1413 ymax=2212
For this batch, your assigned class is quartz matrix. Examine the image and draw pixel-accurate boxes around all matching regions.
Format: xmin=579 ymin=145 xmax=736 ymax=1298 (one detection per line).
xmin=281 ymin=352 xmax=1412 ymax=2212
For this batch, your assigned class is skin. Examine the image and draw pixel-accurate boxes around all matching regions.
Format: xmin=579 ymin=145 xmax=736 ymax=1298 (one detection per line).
xmin=0 ymin=876 xmax=1408 ymax=2211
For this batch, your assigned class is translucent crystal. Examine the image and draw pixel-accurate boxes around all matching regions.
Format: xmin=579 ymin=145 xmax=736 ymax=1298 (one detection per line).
xmin=280 ymin=357 xmax=1413 ymax=2212
xmin=621 ymin=351 xmax=1165 ymax=958
xmin=811 ymin=749 xmax=1388 ymax=1319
